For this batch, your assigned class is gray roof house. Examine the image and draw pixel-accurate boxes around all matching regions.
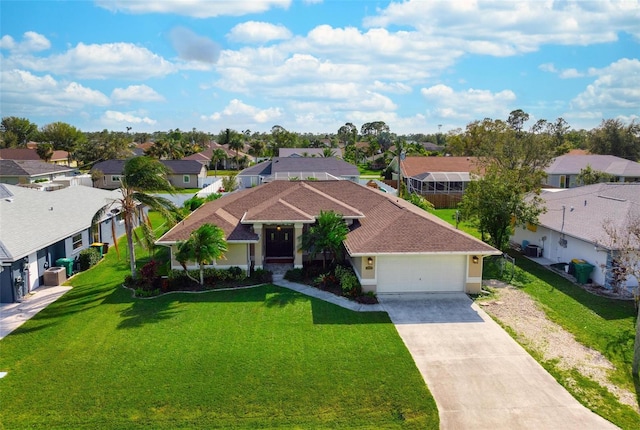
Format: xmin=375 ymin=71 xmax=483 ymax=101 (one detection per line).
xmin=544 ymin=154 xmax=640 ymax=188
xmin=0 ymin=160 xmax=77 ymax=185
xmin=0 ymin=184 xmax=125 ymax=303
xmin=91 ymin=159 xmax=207 ymax=189
xmin=511 ymin=183 xmax=640 ymax=291
xmin=237 ymin=157 xmax=359 ymax=189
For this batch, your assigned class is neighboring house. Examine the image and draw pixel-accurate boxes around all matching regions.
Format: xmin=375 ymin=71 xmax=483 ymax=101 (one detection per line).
xmin=236 ymin=157 xmax=360 ymax=189
xmin=91 ymin=159 xmax=208 ymax=189
xmin=544 ymin=154 xmax=640 ymax=188
xmin=278 ymin=148 xmax=343 ymax=158
xmin=157 ymin=180 xmax=500 ymax=294
xmin=0 ymin=184 xmax=125 ymax=303
xmin=182 ymin=142 xmax=254 ymax=170
xmin=390 ymin=156 xmax=479 ymax=208
xmin=25 ymin=144 xmax=75 ymax=166
xmin=160 ymin=160 xmax=208 ymax=189
xmin=511 ymin=183 xmax=640 ymax=291
xmin=0 ymin=160 xmax=78 ymax=185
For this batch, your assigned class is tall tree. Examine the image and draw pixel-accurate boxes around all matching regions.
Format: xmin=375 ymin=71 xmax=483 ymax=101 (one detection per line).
xmin=460 ymin=111 xmax=553 ymax=250
xmin=39 ymin=121 xmax=86 ymax=154
xmin=589 ymin=119 xmax=640 ymax=161
xmin=337 ymin=122 xmax=358 ymax=147
xmin=460 ymin=167 xmax=545 ymax=250
xmin=211 ymin=148 xmax=227 ymax=176
xmin=175 ymin=223 xmax=228 ymax=286
xmin=1 ymin=116 xmax=38 ymax=147
xmin=76 ymin=130 xmax=133 ymax=166
xmin=35 ymin=143 xmax=54 ymax=162
xmin=360 ymin=121 xmax=389 ymax=138
xmin=218 ymin=128 xmax=243 ymax=168
xmin=299 ymin=210 xmax=349 ymax=269
xmin=92 ymin=157 xmax=178 ymax=278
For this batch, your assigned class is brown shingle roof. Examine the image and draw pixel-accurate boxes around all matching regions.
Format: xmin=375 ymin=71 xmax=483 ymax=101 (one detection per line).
xmin=158 ymin=180 xmax=498 ymax=255
xmin=401 ymin=156 xmax=479 ymax=178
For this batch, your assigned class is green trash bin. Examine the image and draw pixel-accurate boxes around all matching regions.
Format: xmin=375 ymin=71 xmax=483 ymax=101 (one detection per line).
xmin=574 ymin=262 xmax=595 ymax=284
xmin=55 ymin=258 xmax=74 ymax=277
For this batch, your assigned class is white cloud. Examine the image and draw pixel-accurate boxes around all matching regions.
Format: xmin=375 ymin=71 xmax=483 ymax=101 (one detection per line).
xmin=421 ymin=84 xmax=517 ymax=119
xmin=102 ymin=110 xmax=157 ymax=125
xmin=371 ymin=80 xmax=412 ymax=94
xmin=1 ymin=69 xmax=110 ymax=113
xmin=571 ymin=58 xmax=640 ymax=111
xmin=169 ymin=27 xmax=220 ymax=63
xmin=13 ymin=42 xmax=177 ymax=80
xmin=228 ymin=21 xmax=292 ymax=44
xmin=364 ymin=0 xmax=640 ymax=56
xmin=0 ymin=32 xmax=50 ymax=52
xmin=95 ymin=0 xmax=291 ymax=18
xmin=111 ymin=85 xmax=165 ymax=103
xmin=559 ymin=68 xmax=584 ymax=79
xmin=202 ymin=99 xmax=283 ymax=124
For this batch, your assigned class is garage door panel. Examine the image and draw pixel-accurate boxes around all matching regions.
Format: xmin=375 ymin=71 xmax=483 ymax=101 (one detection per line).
xmin=377 ymin=255 xmax=465 ymax=293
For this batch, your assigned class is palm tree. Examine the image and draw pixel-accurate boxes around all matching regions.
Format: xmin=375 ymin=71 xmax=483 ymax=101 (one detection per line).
xmin=322 ymin=147 xmax=336 ymax=157
xmin=175 ymin=223 xmax=228 ymax=286
xmin=92 ymin=157 xmax=178 ymax=278
xmin=299 ymin=210 xmax=349 ymax=269
xmin=211 ymin=148 xmax=227 ymax=176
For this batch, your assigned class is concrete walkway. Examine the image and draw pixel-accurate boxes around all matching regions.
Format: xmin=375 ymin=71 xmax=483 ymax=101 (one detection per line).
xmin=378 ymin=293 xmax=618 ymax=430
xmin=273 ymin=275 xmax=384 ymax=312
xmin=0 ymin=286 xmax=71 ymax=340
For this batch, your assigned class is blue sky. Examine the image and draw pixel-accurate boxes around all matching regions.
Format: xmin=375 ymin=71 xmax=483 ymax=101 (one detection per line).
xmin=1 ymin=0 xmax=638 ymax=135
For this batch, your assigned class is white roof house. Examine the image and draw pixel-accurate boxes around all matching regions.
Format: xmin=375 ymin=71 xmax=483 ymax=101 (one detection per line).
xmin=0 ymin=184 xmax=124 ymax=302
xmin=512 ymin=183 xmax=640 ymax=290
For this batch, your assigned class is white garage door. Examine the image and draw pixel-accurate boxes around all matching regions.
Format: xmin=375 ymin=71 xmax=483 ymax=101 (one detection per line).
xmin=377 ymin=255 xmax=466 ymax=293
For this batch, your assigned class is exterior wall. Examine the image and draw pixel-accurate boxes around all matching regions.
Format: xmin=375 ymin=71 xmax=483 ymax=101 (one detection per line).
xmin=466 ymin=255 xmax=483 ymax=293
xmin=96 ymin=175 xmax=122 ymax=190
xmin=167 ymin=243 xmax=250 ymax=273
xmin=350 ymin=255 xmax=377 ymax=293
xmin=167 ymin=173 xmax=203 ymax=189
xmin=511 ymin=225 xmax=608 ymax=286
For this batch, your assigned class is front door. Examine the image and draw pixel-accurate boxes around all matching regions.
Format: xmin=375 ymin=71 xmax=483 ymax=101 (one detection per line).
xmin=265 ymin=227 xmax=293 ymax=259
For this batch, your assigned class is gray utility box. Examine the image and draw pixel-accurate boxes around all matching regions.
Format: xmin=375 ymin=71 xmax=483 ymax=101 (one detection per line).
xmin=44 ymin=267 xmax=67 ymax=286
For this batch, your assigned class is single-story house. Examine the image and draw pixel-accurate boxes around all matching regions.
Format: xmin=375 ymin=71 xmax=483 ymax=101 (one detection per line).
xmin=91 ymin=159 xmax=208 ymax=189
xmin=0 ymin=184 xmax=125 ymax=303
xmin=182 ymin=142 xmax=254 ymax=170
xmin=157 ymin=180 xmax=500 ymax=294
xmin=544 ymin=154 xmax=640 ymax=188
xmin=511 ymin=183 xmax=640 ymax=291
xmin=0 ymin=160 xmax=78 ymax=185
xmin=236 ymin=157 xmax=359 ymax=189
xmin=389 ymin=156 xmax=479 ymax=208
xmin=1 ymin=147 xmax=73 ymax=166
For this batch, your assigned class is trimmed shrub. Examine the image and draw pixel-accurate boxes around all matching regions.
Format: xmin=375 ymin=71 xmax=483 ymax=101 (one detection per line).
xmin=251 ymin=268 xmax=272 ymax=283
xmin=284 ymin=268 xmax=304 ymax=282
xmin=335 ymin=265 xmax=362 ymax=297
xmin=78 ymin=248 xmax=101 ymax=271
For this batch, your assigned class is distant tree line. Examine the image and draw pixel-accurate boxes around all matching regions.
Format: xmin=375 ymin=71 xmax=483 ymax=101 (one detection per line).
xmin=2 ymin=114 xmax=638 ymax=172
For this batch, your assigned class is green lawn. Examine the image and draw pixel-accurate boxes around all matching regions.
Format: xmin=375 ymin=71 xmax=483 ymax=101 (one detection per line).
xmin=431 ymin=208 xmax=482 ymax=240
xmin=0 ymin=226 xmax=438 ymax=429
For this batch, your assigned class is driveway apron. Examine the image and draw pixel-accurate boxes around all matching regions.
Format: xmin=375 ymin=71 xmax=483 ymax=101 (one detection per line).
xmin=379 ymin=293 xmax=618 ymax=430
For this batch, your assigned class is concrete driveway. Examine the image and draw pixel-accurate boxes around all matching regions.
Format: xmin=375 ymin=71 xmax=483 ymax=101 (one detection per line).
xmin=379 ymin=293 xmax=618 ymax=430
